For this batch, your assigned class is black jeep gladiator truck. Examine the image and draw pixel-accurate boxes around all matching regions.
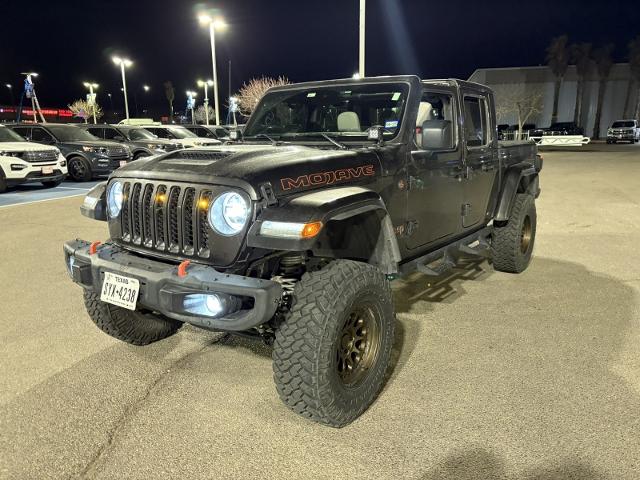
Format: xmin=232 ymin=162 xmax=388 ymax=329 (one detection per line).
xmin=64 ymin=76 xmax=541 ymax=427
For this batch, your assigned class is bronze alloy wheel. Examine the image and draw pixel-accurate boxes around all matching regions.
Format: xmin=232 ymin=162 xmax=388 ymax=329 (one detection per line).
xmin=336 ymin=303 xmax=381 ymax=387
xmin=520 ymin=215 xmax=532 ymax=254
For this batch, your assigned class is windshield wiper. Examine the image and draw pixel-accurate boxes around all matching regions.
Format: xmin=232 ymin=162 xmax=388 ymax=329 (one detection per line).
xmin=283 ymin=132 xmax=348 ymax=150
xmin=245 ymin=133 xmax=280 ymax=145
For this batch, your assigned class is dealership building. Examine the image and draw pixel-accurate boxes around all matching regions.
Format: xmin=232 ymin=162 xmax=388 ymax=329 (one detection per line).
xmin=469 ymin=63 xmax=636 ymax=138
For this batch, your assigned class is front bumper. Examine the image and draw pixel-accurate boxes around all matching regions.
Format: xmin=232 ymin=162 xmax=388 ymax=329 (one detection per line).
xmin=607 ymin=133 xmax=635 ymax=141
xmin=63 ymin=240 xmax=282 ymax=331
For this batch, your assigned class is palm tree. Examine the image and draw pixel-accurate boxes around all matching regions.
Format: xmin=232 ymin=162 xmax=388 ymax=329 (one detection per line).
xmin=624 ymin=36 xmax=640 ymax=120
xmin=546 ymin=35 xmax=570 ymax=124
xmin=164 ymin=81 xmax=175 ymax=123
xmin=592 ymin=44 xmax=615 ymax=139
xmin=570 ymin=43 xmax=592 ymax=127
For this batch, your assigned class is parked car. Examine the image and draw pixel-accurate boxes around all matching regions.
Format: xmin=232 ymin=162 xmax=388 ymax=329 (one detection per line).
xmin=607 ymin=119 xmax=640 ymax=144
xmin=66 ymin=76 xmax=541 ymax=427
xmin=183 ymin=124 xmax=229 ymax=140
xmin=140 ymin=125 xmax=221 ymax=147
xmin=0 ymin=124 xmax=67 ymax=192
xmin=79 ymin=124 xmax=184 ymax=159
xmin=531 ymin=122 xmax=583 ymax=137
xmin=7 ymin=123 xmax=132 ymax=181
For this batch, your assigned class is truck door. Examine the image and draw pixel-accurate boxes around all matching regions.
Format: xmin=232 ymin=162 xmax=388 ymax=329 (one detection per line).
xmin=461 ymin=93 xmax=499 ymax=228
xmin=405 ymin=88 xmax=464 ymax=251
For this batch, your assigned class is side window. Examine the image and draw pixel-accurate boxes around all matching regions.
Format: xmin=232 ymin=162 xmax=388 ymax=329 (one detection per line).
xmin=11 ymin=127 xmax=31 ymax=140
xmin=415 ymin=90 xmax=455 ymax=150
xmin=463 ymin=96 xmax=488 ymax=147
xmin=148 ymin=128 xmax=168 ymax=138
xmin=86 ymin=128 xmax=104 ymax=139
xmin=31 ymin=127 xmax=54 ymax=143
xmin=102 ymin=128 xmax=121 ymax=140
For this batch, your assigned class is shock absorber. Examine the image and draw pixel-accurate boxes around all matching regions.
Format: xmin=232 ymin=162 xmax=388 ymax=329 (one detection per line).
xmin=273 ymin=253 xmax=305 ymax=302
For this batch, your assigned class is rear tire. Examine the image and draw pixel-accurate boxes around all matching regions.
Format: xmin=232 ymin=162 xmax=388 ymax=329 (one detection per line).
xmin=67 ymin=156 xmax=93 ymax=181
xmin=491 ymin=193 xmax=537 ymax=273
xmin=272 ymin=260 xmax=395 ymax=427
xmin=83 ymin=291 xmax=182 ymax=345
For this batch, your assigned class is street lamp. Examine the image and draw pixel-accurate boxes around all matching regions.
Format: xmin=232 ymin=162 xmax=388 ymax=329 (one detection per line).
xmin=5 ymin=84 xmax=14 ymax=107
xmin=186 ymin=90 xmax=198 ymax=124
xmin=143 ymin=85 xmax=150 ymax=92
xmin=83 ymin=82 xmax=99 ymax=124
xmin=112 ymin=56 xmax=133 ymax=120
xmin=198 ymin=13 xmax=227 ymax=126
xmin=359 ymin=0 xmax=366 ymax=78
xmin=197 ymin=79 xmax=213 ymax=125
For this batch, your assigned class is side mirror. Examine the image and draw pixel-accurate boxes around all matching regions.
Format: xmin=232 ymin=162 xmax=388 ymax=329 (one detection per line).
xmin=229 ymin=129 xmax=243 ymax=141
xmin=418 ymin=120 xmax=452 ymax=150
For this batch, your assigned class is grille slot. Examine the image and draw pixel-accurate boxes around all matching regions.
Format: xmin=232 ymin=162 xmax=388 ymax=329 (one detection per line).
xmin=117 ymin=180 xmax=216 ymax=259
xmin=23 ymin=150 xmax=58 ymax=163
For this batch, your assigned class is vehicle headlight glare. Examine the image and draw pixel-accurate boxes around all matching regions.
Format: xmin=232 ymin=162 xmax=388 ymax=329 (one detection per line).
xmin=107 ymin=181 xmax=124 ymax=217
xmin=208 ymin=192 xmax=249 ymax=235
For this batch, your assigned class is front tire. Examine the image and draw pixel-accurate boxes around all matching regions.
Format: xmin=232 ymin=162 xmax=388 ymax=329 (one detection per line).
xmin=492 ymin=193 xmax=537 ymax=273
xmin=0 ymin=169 xmax=7 ymax=193
xmin=83 ymin=291 xmax=182 ymax=345
xmin=272 ymin=260 xmax=395 ymax=427
xmin=67 ymin=156 xmax=93 ymax=181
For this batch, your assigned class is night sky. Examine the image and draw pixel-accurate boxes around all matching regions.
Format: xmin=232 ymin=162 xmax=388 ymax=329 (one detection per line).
xmin=1 ymin=0 xmax=638 ymax=112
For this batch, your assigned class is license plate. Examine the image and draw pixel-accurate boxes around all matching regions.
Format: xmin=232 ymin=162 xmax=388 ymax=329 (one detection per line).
xmin=42 ymin=166 xmax=54 ymax=174
xmin=119 ymin=161 xmax=127 ymax=167
xmin=100 ymin=272 xmax=139 ymax=310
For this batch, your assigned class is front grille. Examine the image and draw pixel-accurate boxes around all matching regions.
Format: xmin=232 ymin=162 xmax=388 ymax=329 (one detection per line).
xmin=120 ymin=180 xmax=212 ymax=258
xmin=108 ymin=146 xmax=129 ymax=158
xmin=164 ymin=144 xmax=182 ymax=152
xmin=23 ymin=150 xmax=58 ymax=163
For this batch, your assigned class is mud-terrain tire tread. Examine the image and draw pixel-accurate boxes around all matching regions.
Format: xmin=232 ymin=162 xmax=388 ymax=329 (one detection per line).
xmin=272 ymin=259 xmax=395 ymax=427
xmin=492 ymin=193 xmax=536 ymax=273
xmin=83 ymin=291 xmax=182 ymax=345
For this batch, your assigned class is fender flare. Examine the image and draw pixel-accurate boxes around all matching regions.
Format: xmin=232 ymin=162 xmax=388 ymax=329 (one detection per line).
xmin=247 ymin=186 xmax=401 ymax=274
xmin=495 ymin=161 xmax=540 ymax=222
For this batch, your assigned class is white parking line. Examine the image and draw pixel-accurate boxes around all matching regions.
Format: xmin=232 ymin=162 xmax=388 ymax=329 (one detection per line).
xmin=0 ymin=193 xmax=86 ymax=209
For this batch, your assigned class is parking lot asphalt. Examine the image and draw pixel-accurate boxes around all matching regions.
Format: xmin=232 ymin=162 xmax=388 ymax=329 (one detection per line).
xmin=1 ymin=144 xmax=639 ymax=479
xmin=0 ymin=179 xmax=104 ymax=208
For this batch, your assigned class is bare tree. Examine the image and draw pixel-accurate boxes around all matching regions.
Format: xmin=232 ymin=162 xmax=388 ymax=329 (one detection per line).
xmin=68 ymin=99 xmax=103 ymax=123
xmin=493 ymin=84 xmax=544 ymax=139
xmin=194 ymin=104 xmax=216 ymax=124
xmin=570 ymin=42 xmax=592 ymax=127
xmin=236 ymin=76 xmax=290 ymax=116
xmin=546 ymin=35 xmax=570 ymax=124
xmin=164 ymin=81 xmax=175 ymax=122
xmin=592 ymin=44 xmax=614 ymax=139
xmin=624 ymin=35 xmax=640 ymax=120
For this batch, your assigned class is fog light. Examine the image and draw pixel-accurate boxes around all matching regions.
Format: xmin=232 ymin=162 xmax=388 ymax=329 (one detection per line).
xmin=182 ymin=293 xmax=240 ymax=318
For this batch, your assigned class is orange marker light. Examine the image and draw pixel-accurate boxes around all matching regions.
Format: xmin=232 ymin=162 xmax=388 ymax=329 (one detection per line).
xmin=156 ymin=193 xmax=166 ymax=204
xmin=198 ymin=198 xmax=209 ymax=209
xmin=177 ymin=260 xmax=191 ymax=278
xmin=89 ymin=241 xmax=101 ymax=255
xmin=301 ymin=221 xmax=323 ymax=239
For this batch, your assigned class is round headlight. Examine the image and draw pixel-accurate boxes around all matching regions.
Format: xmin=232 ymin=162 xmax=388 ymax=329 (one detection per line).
xmin=208 ymin=192 xmax=249 ymax=235
xmin=107 ymin=181 xmax=124 ymax=217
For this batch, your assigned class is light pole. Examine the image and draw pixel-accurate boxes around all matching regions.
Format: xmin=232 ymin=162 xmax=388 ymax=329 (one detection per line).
xmin=359 ymin=0 xmax=366 ymax=78
xmin=142 ymin=85 xmax=150 ymax=115
xmin=83 ymin=82 xmax=99 ymax=123
xmin=187 ymin=90 xmax=198 ymax=124
xmin=112 ymin=56 xmax=133 ymax=121
xmin=5 ymin=84 xmax=14 ymax=107
xmin=197 ymin=79 xmax=213 ymax=125
xmin=198 ymin=14 xmax=227 ymax=126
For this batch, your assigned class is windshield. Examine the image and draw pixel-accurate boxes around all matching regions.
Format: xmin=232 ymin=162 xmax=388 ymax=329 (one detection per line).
xmin=127 ymin=128 xmax=156 ymax=141
xmin=243 ymin=82 xmax=410 ymax=140
xmin=0 ymin=127 xmax=25 ymax=142
xmin=167 ymin=126 xmax=197 ymax=139
xmin=47 ymin=125 xmax=99 ymax=142
xmin=612 ymin=121 xmax=635 ymax=128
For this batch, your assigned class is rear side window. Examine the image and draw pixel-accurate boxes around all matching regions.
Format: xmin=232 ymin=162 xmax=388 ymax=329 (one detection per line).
xmin=463 ymin=96 xmax=489 ymax=147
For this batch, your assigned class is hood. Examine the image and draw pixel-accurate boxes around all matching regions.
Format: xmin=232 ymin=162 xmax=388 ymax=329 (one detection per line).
xmin=0 ymin=142 xmax=58 ymax=152
xmin=115 ymin=144 xmax=382 ymax=198
xmin=61 ymin=140 xmax=126 ymax=150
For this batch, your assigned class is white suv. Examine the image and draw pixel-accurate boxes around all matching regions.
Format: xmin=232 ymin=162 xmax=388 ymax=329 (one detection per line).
xmin=141 ymin=125 xmax=221 ymax=147
xmin=607 ymin=119 xmax=640 ymax=144
xmin=0 ymin=125 xmax=68 ymax=193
